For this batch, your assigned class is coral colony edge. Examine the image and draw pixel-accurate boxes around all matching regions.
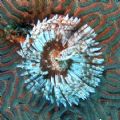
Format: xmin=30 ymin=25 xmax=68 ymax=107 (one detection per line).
xmin=17 ymin=15 xmax=104 ymax=107
xmin=0 ymin=0 xmax=120 ymax=120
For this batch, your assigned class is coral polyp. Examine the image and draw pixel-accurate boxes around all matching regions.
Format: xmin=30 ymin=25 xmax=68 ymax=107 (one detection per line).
xmin=17 ymin=14 xmax=104 ymax=107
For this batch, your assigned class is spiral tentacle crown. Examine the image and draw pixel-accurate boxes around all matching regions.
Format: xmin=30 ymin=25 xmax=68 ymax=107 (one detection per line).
xmin=17 ymin=14 xmax=104 ymax=107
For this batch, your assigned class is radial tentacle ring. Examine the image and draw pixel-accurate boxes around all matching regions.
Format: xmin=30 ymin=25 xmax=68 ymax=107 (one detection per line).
xmin=17 ymin=14 xmax=104 ymax=107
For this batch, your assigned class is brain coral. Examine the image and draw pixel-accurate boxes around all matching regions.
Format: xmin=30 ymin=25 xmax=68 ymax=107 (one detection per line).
xmin=0 ymin=0 xmax=120 ymax=120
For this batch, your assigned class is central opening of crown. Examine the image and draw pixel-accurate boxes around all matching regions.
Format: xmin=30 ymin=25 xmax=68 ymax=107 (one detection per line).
xmin=50 ymin=50 xmax=61 ymax=70
xmin=49 ymin=49 xmax=68 ymax=71
xmin=40 ymin=40 xmax=72 ymax=78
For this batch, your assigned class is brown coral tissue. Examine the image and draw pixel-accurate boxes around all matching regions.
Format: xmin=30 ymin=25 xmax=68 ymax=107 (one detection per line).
xmin=0 ymin=0 xmax=120 ymax=120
